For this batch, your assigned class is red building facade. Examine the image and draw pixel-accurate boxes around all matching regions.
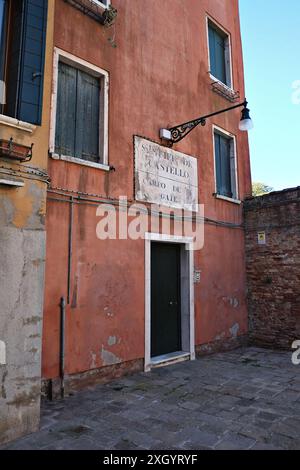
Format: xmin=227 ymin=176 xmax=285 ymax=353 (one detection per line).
xmin=42 ymin=0 xmax=252 ymax=393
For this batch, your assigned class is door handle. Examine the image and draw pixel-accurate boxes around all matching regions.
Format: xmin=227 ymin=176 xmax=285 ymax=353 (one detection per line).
xmin=169 ymin=301 xmax=178 ymax=306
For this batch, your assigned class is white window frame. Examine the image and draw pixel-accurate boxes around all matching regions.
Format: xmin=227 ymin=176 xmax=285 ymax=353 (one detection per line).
xmin=49 ymin=47 xmax=109 ymax=171
xmin=90 ymin=0 xmax=110 ymax=9
xmin=206 ymin=15 xmax=234 ymax=91
xmin=212 ymin=125 xmax=240 ymax=204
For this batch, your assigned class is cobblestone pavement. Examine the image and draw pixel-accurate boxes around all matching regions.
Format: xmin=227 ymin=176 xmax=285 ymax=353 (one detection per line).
xmin=2 ymin=347 xmax=300 ymax=450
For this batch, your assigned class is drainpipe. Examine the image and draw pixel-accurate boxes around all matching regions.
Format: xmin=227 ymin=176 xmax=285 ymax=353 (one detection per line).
xmin=59 ymin=296 xmax=66 ymax=399
xmin=67 ymin=196 xmax=74 ymax=304
xmin=58 ymin=196 xmax=73 ymax=399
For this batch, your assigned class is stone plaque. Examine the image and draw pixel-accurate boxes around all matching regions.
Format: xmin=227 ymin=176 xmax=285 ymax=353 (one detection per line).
xmin=134 ymin=136 xmax=198 ymax=211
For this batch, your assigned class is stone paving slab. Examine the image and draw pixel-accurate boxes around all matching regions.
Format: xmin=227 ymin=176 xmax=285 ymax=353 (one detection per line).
xmin=1 ymin=347 xmax=300 ymax=450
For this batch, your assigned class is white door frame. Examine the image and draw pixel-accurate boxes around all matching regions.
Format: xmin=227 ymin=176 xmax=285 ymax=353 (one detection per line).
xmin=144 ymin=233 xmax=195 ymax=372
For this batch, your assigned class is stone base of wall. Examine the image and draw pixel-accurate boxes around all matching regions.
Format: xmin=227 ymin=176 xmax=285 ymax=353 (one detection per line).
xmin=248 ymin=333 xmax=299 ymax=351
xmin=42 ymin=338 xmax=251 ymax=401
xmin=0 ymin=395 xmax=41 ymax=446
xmin=42 ymin=358 xmax=144 ymax=400
xmin=195 ymin=334 xmax=248 ymax=357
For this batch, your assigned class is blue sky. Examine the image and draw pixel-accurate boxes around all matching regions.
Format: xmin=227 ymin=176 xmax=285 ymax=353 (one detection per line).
xmin=239 ymin=0 xmax=300 ymax=190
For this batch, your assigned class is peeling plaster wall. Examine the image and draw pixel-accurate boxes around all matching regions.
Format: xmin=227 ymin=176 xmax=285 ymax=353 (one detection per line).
xmin=0 ymin=1 xmax=54 ymax=445
xmin=0 ymin=227 xmax=46 ymax=444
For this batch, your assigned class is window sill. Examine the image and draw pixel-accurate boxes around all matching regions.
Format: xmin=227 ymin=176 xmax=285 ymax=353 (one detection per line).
xmin=50 ymin=153 xmax=110 ymax=171
xmin=209 ymin=74 xmax=232 ymax=91
xmin=0 ymin=114 xmax=36 ymax=133
xmin=214 ymin=194 xmax=241 ymax=205
xmin=209 ymin=75 xmax=240 ymax=102
xmin=90 ymin=0 xmax=109 ymax=8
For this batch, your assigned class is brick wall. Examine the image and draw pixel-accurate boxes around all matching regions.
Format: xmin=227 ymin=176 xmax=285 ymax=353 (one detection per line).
xmin=244 ymin=187 xmax=300 ymax=349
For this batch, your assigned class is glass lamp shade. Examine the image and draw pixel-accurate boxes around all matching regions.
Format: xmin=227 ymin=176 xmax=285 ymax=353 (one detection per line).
xmin=239 ymin=104 xmax=253 ymax=131
xmin=239 ymin=117 xmax=254 ymax=131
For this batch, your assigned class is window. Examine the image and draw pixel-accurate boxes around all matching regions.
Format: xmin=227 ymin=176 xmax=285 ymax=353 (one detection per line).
xmin=91 ymin=0 xmax=110 ymax=8
xmin=0 ymin=0 xmax=48 ymax=125
xmin=208 ymin=19 xmax=232 ymax=88
xmin=51 ymin=50 xmax=109 ymax=166
xmin=214 ymin=129 xmax=237 ymax=200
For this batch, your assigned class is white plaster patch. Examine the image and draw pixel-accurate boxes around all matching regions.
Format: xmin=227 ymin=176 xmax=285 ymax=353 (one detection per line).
xmin=107 ymin=336 xmax=117 ymax=346
xmin=229 ymin=323 xmax=240 ymax=338
xmin=222 ymin=296 xmax=239 ymax=308
xmin=230 ymin=297 xmax=239 ymax=308
xmin=0 ymin=340 xmax=6 ymax=365
xmin=90 ymin=351 xmax=97 ymax=369
xmin=101 ymin=346 xmax=121 ymax=366
xmin=104 ymin=307 xmax=114 ymax=317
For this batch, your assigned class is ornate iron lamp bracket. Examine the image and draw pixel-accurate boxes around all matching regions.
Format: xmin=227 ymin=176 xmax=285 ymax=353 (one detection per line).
xmin=169 ymin=118 xmax=207 ymax=144
xmin=166 ymin=99 xmax=248 ymax=145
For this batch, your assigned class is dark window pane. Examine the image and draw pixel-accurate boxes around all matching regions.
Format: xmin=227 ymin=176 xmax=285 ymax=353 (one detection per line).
xmin=5 ymin=0 xmax=23 ymax=118
xmin=214 ymin=132 xmax=233 ymax=198
xmin=0 ymin=0 xmax=8 ymax=84
xmin=3 ymin=0 xmax=48 ymax=124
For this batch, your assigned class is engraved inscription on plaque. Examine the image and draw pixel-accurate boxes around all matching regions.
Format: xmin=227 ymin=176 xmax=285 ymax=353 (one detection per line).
xmin=134 ymin=136 xmax=198 ymax=211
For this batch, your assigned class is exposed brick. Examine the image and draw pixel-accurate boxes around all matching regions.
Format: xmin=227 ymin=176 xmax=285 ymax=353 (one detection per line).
xmin=244 ymin=187 xmax=300 ymax=349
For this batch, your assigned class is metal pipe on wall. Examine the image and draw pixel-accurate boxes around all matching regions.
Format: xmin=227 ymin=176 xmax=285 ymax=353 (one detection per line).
xmin=67 ymin=196 xmax=74 ymax=304
xmin=59 ymin=296 xmax=66 ymax=399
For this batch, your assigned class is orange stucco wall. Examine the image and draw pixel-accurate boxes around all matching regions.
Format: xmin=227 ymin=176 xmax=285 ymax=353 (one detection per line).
xmin=42 ymin=0 xmax=251 ymax=379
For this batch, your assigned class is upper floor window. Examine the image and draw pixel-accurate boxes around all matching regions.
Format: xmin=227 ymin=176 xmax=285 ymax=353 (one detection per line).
xmin=0 ymin=0 xmax=48 ymax=125
xmin=213 ymin=128 xmax=238 ymax=200
xmin=207 ymin=19 xmax=232 ymax=88
xmin=51 ymin=49 xmax=109 ymax=167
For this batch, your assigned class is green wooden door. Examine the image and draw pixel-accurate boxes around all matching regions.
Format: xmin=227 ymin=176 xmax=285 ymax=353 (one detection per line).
xmin=151 ymin=242 xmax=181 ymax=358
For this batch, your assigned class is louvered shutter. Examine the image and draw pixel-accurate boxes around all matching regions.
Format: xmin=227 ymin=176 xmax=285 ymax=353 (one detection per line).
xmin=75 ymin=69 xmax=100 ymax=162
xmin=219 ymin=135 xmax=232 ymax=198
xmin=214 ymin=31 xmax=226 ymax=84
xmin=214 ymin=133 xmax=233 ymax=198
xmin=208 ymin=24 xmax=226 ymax=85
xmin=208 ymin=25 xmax=216 ymax=75
xmin=55 ymin=62 xmax=77 ymax=157
xmin=16 ymin=0 xmax=48 ymax=124
xmin=214 ymin=133 xmax=222 ymax=194
xmin=55 ymin=62 xmax=100 ymax=162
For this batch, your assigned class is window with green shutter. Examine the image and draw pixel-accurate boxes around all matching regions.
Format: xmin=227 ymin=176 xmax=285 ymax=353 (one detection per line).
xmin=0 ymin=0 xmax=48 ymax=125
xmin=55 ymin=61 xmax=100 ymax=163
xmin=214 ymin=130 xmax=237 ymax=199
xmin=208 ymin=20 xmax=232 ymax=88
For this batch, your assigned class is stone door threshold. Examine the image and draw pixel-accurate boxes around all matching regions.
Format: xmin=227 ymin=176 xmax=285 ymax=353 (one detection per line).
xmin=150 ymin=351 xmax=190 ymax=369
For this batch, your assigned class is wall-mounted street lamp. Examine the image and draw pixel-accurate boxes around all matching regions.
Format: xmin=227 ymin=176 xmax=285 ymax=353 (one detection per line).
xmin=160 ymin=99 xmax=253 ymax=144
